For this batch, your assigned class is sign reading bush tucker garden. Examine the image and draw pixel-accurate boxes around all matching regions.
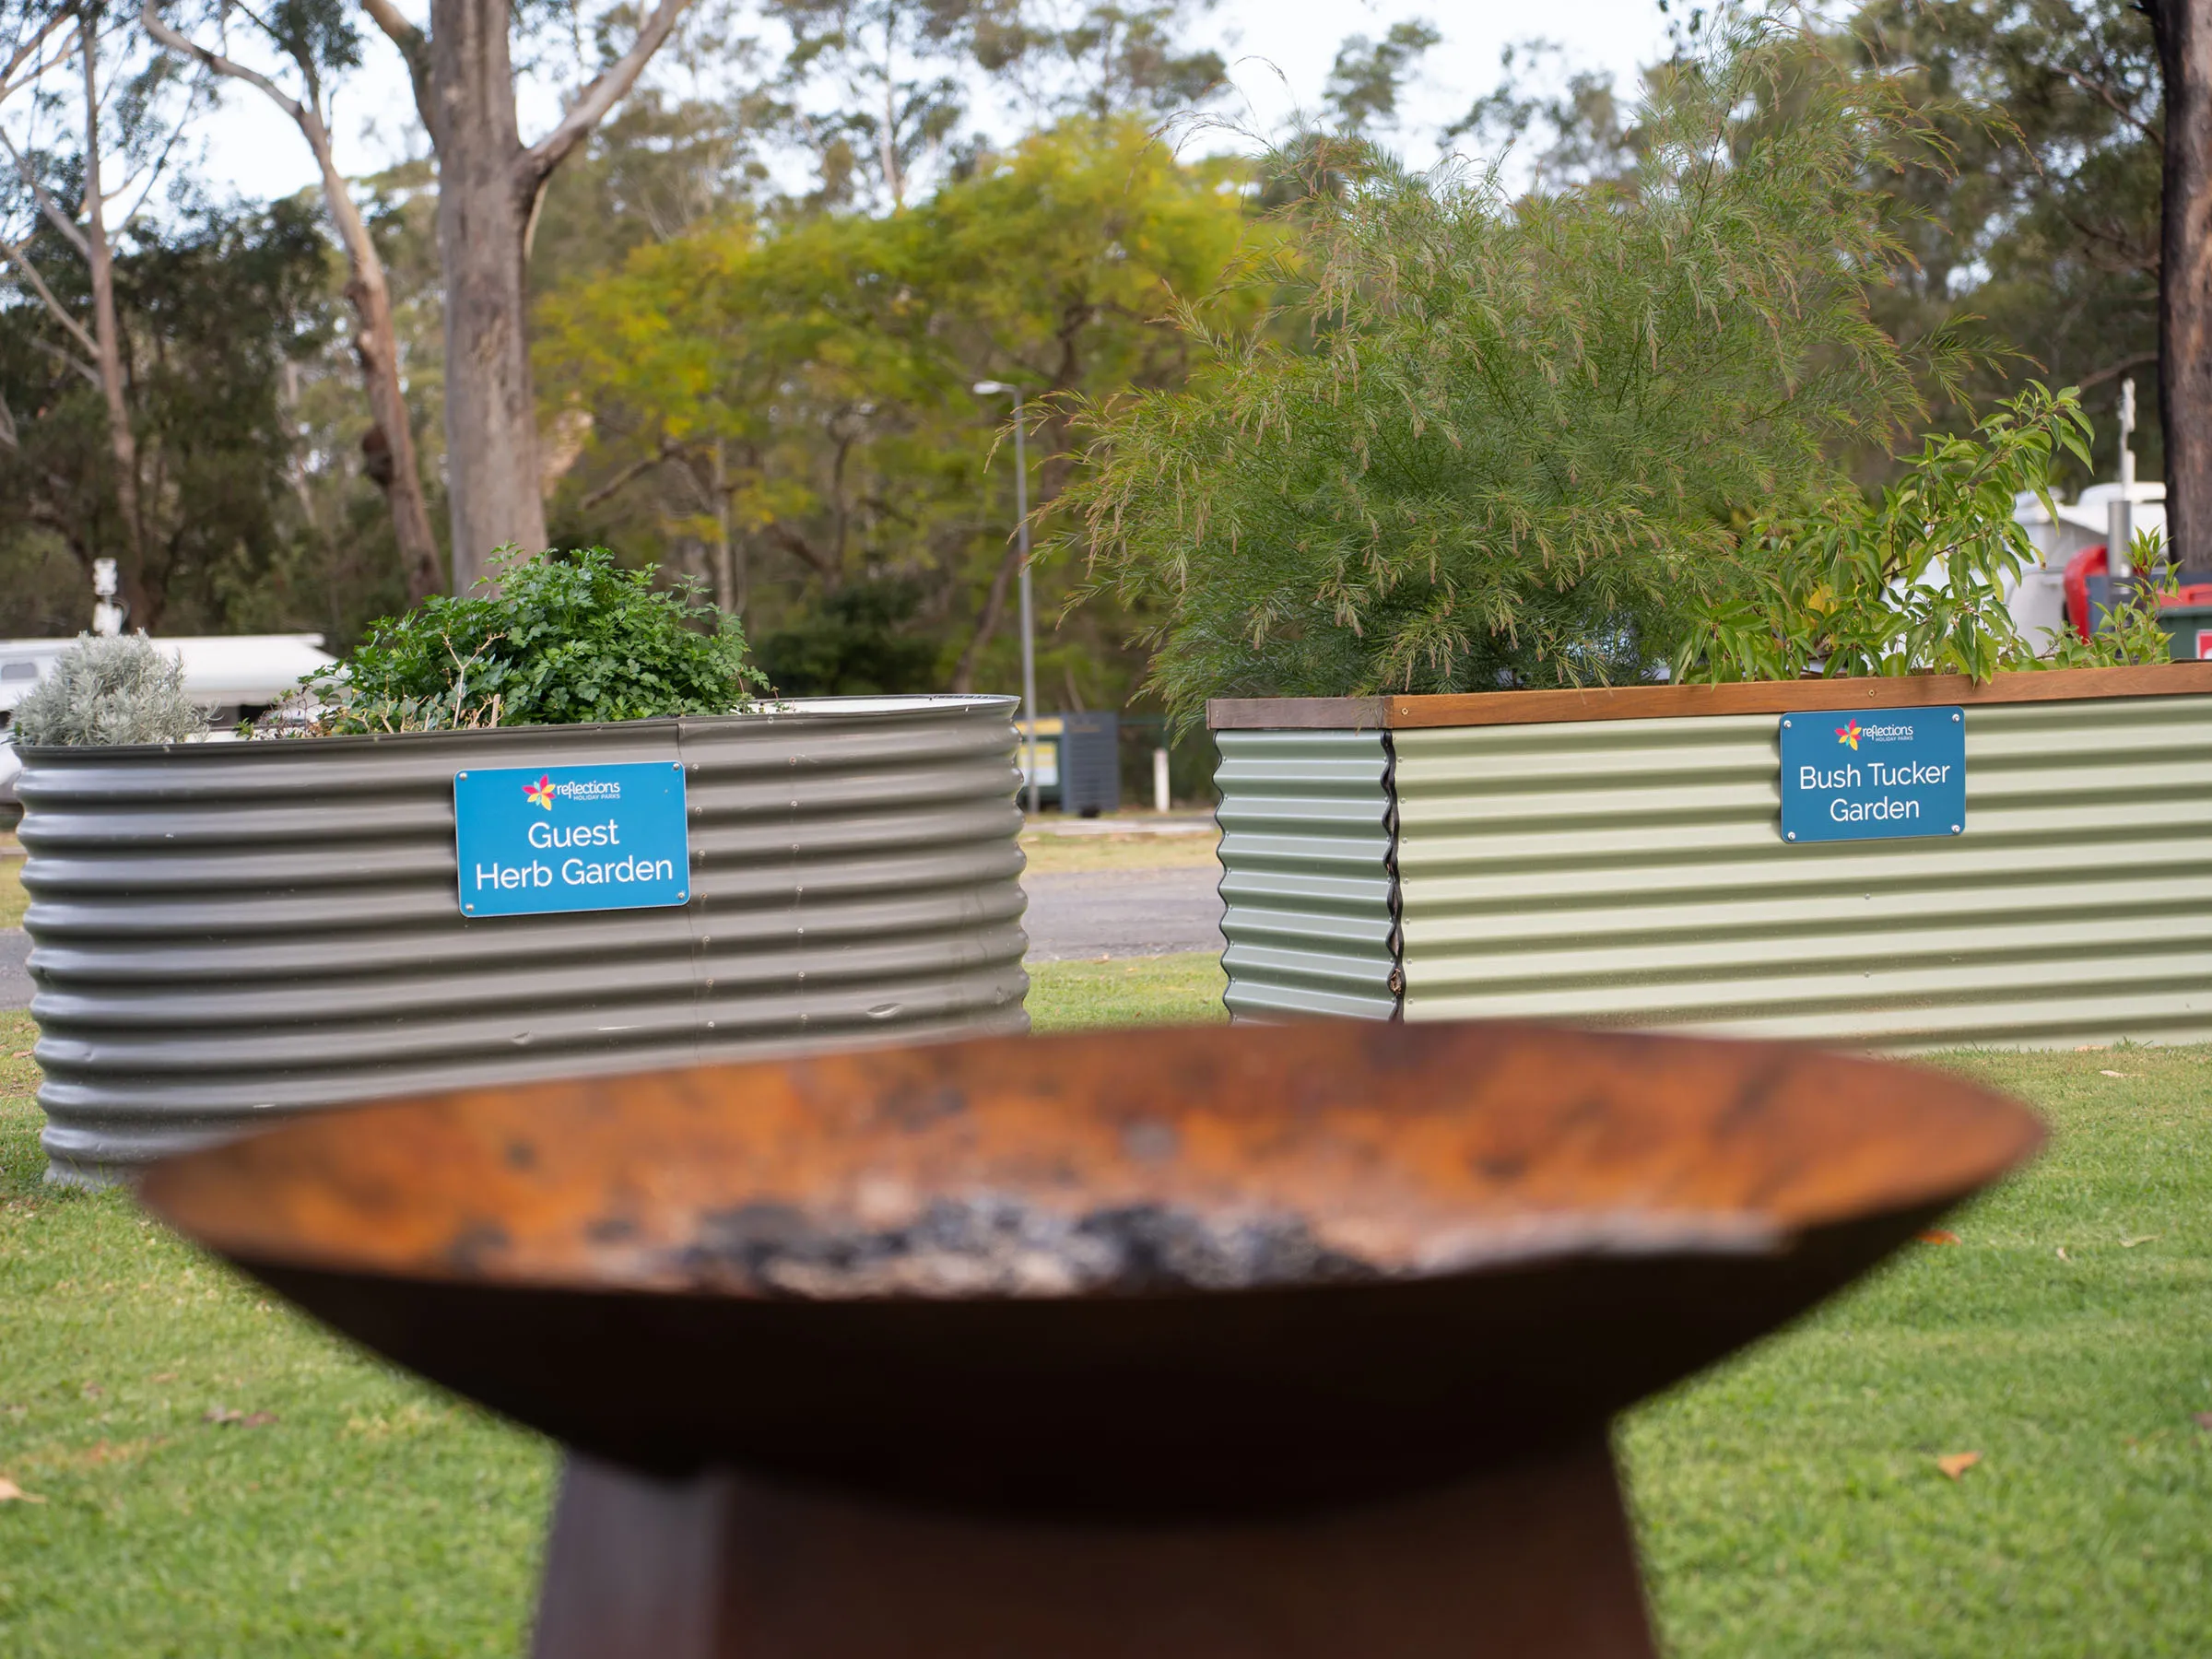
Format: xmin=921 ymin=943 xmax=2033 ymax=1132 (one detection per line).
xmin=1779 ymin=708 xmax=1965 ymax=844
xmin=454 ymin=761 xmax=690 ymax=916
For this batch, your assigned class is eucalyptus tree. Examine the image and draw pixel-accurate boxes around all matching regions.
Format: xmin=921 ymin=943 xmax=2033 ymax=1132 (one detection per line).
xmin=1323 ymin=18 xmax=1438 ymax=135
xmin=143 ymin=0 xmax=443 ymax=600
xmin=0 ymin=0 xmax=206 ymax=619
xmin=356 ymin=0 xmax=700 ymax=590
xmin=766 ymin=0 xmax=1224 ymax=208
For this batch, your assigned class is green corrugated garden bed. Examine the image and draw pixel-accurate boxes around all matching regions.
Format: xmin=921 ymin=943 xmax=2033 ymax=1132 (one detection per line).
xmin=3 ymin=970 xmax=2209 ymax=1655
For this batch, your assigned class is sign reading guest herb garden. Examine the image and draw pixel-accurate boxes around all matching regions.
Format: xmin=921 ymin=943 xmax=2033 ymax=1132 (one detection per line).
xmin=454 ymin=762 xmax=690 ymax=916
xmin=1778 ymin=708 xmax=1965 ymax=844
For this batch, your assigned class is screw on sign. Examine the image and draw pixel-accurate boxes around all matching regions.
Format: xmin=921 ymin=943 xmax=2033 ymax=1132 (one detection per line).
xmin=137 ymin=1021 xmax=2041 ymax=1657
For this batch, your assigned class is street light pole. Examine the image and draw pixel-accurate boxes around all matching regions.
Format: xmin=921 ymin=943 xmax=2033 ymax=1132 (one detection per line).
xmin=975 ymin=381 xmax=1039 ymax=816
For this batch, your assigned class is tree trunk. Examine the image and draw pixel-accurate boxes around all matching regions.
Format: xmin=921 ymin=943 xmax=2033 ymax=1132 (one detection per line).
xmin=429 ymin=0 xmax=544 ymax=591
xmin=366 ymin=0 xmax=692 ymax=592
xmin=2150 ymin=0 xmax=2212 ymax=577
xmin=78 ymin=13 xmax=142 ymax=580
xmin=710 ymin=436 xmax=737 ymax=614
xmin=324 ymin=162 xmax=444 ymax=601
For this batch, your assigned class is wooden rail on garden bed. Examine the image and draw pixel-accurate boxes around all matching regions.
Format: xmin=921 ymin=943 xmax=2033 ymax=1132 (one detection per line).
xmin=1207 ymin=662 xmax=2212 ymax=731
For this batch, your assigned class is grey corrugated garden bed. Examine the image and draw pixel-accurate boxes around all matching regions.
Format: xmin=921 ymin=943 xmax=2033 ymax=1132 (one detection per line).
xmin=18 ymin=695 xmax=1029 ymax=1183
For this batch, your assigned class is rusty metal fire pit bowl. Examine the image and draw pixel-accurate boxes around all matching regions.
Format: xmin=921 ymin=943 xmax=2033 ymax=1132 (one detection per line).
xmin=138 ymin=1019 xmax=2041 ymax=1659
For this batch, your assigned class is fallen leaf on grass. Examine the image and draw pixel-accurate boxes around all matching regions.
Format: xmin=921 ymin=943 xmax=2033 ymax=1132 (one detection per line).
xmin=1936 ymin=1452 xmax=1983 ymax=1480
xmin=1916 ymin=1229 xmax=1961 ymax=1245
xmin=2100 ymin=1069 xmax=2135 ymax=1078
xmin=2120 ymin=1235 xmax=2160 ymax=1249
xmin=8 ymin=1049 xmax=30 ymax=1060
xmin=2194 ymin=1413 xmax=2212 ymax=1434
xmin=0 ymin=1477 xmax=45 ymax=1503
xmin=2055 ymin=1246 xmax=2071 ymax=1262
xmin=54 ymin=1438 xmax=167 ymax=1471
xmin=148 ymin=1371 xmax=177 ymax=1383
xmin=79 ymin=1382 xmax=102 ymax=1399
xmin=203 ymin=1406 xmax=276 ymax=1429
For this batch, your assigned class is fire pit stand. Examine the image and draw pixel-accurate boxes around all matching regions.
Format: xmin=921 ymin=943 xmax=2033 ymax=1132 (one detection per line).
xmin=534 ymin=1437 xmax=1652 ymax=1659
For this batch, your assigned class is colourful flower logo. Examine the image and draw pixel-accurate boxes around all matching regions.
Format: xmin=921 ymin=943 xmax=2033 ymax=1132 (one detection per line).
xmin=1835 ymin=719 xmax=1863 ymax=750
xmin=524 ymin=774 xmax=556 ymax=810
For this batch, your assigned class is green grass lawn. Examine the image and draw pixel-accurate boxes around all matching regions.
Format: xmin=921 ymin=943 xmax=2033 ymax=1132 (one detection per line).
xmin=1 ymin=853 xmax=23 ymax=929
xmin=3 ymin=962 xmax=2208 ymax=1655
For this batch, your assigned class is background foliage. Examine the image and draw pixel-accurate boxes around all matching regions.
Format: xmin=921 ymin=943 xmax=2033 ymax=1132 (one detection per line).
xmin=0 ymin=0 xmax=2183 ymax=717
xmin=1061 ymin=26 xmax=1971 ymax=723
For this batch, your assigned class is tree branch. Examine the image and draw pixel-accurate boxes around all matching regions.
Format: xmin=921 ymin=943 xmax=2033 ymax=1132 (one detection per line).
xmin=766 ymin=521 xmax=837 ymax=579
xmin=29 ymin=331 xmax=100 ymax=384
xmin=139 ymin=4 xmax=369 ymax=281
xmin=141 ymin=3 xmax=306 ymax=122
xmin=517 ymin=0 xmax=693 ymax=194
xmin=358 ymin=0 xmax=435 ymax=144
xmin=580 ymin=437 xmax=682 ymax=508
xmin=0 ymin=231 xmax=100 ymax=358
xmin=0 ymin=12 xmax=74 ymax=100
xmin=2055 ymin=63 xmax=2159 ymax=145
xmin=0 ymin=127 xmax=90 ymax=257
xmin=2074 ymin=352 xmax=2159 ymax=392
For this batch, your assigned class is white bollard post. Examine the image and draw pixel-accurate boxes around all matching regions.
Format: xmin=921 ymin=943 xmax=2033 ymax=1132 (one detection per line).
xmin=1152 ymin=747 xmax=1171 ymax=814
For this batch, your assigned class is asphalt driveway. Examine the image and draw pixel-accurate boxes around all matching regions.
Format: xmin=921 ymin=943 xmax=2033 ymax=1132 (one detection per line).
xmin=1020 ymin=866 xmax=1224 ymax=962
xmin=1 ymin=930 xmax=27 ymax=1012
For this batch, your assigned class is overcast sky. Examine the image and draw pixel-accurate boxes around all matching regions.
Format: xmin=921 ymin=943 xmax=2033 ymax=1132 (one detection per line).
xmin=189 ymin=0 xmax=1679 ymax=204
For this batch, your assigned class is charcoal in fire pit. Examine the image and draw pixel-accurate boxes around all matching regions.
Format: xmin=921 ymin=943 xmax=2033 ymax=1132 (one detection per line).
xmin=672 ymin=1194 xmax=1381 ymax=1297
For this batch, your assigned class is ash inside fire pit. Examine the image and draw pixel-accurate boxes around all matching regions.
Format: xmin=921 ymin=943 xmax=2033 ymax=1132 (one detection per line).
xmin=658 ymin=1194 xmax=1382 ymax=1298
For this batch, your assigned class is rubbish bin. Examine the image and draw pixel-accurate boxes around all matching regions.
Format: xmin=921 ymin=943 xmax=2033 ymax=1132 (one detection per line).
xmin=1060 ymin=712 xmax=1120 ymax=818
xmin=2159 ymin=602 xmax=2212 ymax=662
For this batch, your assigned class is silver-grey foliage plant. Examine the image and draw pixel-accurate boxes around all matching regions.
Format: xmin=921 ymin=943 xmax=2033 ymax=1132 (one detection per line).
xmin=12 ymin=635 xmax=208 ymax=747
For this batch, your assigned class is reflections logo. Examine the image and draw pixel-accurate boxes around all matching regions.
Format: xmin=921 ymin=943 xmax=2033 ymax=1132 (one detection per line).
xmin=524 ymin=774 xmax=556 ymax=810
xmin=1835 ymin=719 xmax=1863 ymax=750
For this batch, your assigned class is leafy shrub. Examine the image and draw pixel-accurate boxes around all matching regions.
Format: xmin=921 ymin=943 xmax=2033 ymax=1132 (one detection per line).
xmin=1676 ymin=384 xmax=2171 ymax=679
xmin=1060 ymin=23 xmax=1967 ymax=726
xmin=11 ymin=635 xmax=207 ymax=747
xmin=306 ymin=547 xmax=766 ymax=735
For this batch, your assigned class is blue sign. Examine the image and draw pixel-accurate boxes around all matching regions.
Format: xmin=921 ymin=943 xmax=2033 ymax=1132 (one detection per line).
xmin=453 ymin=761 xmax=690 ymax=917
xmin=1779 ymin=707 xmax=1965 ymax=844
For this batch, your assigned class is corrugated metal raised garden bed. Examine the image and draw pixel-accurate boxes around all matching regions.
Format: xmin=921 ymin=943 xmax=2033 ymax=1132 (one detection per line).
xmin=1210 ymin=665 xmax=2212 ymax=1049
xmin=18 ymin=695 xmax=1030 ymax=1183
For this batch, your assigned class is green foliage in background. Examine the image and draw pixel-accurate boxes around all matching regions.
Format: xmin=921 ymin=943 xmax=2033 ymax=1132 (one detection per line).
xmin=308 ymin=547 xmax=765 ymax=734
xmin=1837 ymin=0 xmax=2162 ymax=492
xmin=535 ymin=117 xmax=1260 ymax=704
xmin=753 ymin=580 xmax=943 ymax=696
xmin=1061 ymin=23 xmax=1966 ymax=726
xmin=1677 ymin=383 xmax=2170 ymax=681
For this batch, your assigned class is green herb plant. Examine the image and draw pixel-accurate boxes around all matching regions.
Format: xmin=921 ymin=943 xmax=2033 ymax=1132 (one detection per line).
xmin=304 ymin=547 xmax=767 ymax=735
xmin=1060 ymin=21 xmax=1971 ymax=729
xmin=1675 ymin=383 xmax=2168 ymax=681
